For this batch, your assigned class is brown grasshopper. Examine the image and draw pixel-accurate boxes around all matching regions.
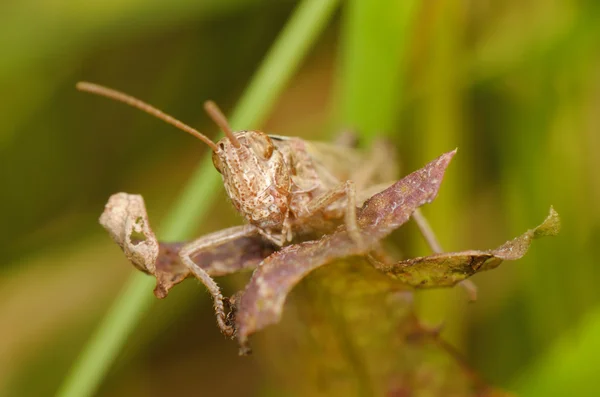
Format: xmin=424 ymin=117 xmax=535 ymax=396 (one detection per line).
xmin=78 ymin=82 xmax=425 ymax=337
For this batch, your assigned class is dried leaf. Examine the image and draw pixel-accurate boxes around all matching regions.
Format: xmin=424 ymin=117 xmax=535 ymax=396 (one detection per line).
xmin=378 ymin=207 xmax=560 ymax=288
xmin=236 ymin=150 xmax=457 ymax=343
xmin=153 ymin=233 xmax=276 ymax=298
xmin=99 ymin=193 xmax=159 ymax=274
xmin=151 ymin=242 xmax=187 ymax=298
xmin=99 ymin=193 xmax=276 ymax=298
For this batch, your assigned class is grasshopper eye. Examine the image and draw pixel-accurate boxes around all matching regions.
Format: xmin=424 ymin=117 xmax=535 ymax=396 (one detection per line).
xmin=212 ymin=152 xmax=223 ymax=174
xmin=263 ymin=140 xmax=274 ymax=159
xmin=249 ymin=132 xmax=274 ymax=160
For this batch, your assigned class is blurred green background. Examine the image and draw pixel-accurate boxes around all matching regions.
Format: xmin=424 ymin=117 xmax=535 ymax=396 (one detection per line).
xmin=1 ymin=0 xmax=599 ymax=396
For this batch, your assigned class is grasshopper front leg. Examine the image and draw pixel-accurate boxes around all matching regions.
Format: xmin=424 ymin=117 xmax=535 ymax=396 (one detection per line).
xmin=298 ymin=180 xmax=364 ymax=248
xmin=179 ymin=224 xmax=259 ymax=337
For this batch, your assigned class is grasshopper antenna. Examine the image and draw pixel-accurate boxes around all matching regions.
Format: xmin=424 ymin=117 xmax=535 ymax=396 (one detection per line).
xmin=203 ymin=100 xmax=241 ymax=148
xmin=76 ymin=81 xmax=219 ymax=152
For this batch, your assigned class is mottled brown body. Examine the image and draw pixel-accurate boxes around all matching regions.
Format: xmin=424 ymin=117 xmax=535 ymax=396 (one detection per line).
xmin=214 ymin=128 xmax=400 ymax=245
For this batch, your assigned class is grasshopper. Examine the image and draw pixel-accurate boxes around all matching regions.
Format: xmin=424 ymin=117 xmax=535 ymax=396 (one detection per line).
xmin=79 ymin=82 xmax=403 ymax=336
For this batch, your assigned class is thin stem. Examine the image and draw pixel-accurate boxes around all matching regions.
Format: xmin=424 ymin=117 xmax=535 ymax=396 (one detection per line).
xmin=56 ymin=1 xmax=339 ymax=396
xmin=412 ymin=209 xmax=444 ymax=254
xmin=412 ymin=209 xmax=478 ymax=301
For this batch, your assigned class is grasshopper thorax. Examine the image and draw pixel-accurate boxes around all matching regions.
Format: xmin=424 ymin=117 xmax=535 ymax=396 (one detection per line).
xmin=212 ymin=130 xmax=291 ymax=230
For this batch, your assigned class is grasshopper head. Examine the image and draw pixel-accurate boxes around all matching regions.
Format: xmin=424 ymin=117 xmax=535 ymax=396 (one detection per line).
xmin=204 ymin=102 xmax=291 ymax=230
xmin=211 ymin=130 xmax=291 ymax=229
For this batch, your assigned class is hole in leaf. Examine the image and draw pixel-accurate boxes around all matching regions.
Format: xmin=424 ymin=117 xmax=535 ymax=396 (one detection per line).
xmin=130 ymin=217 xmax=147 ymax=245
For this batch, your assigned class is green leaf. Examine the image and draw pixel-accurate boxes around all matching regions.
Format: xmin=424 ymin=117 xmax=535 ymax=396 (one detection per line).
xmin=337 ymin=0 xmax=419 ymax=140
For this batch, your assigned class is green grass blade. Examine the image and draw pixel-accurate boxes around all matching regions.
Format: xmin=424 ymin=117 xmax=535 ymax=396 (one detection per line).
xmin=54 ymin=275 xmax=155 ymax=397
xmin=337 ymin=0 xmax=418 ymax=141
xmin=410 ymin=0 xmax=470 ymax=346
xmin=56 ymin=1 xmax=339 ymax=396
xmin=164 ymin=0 xmax=340 ymax=240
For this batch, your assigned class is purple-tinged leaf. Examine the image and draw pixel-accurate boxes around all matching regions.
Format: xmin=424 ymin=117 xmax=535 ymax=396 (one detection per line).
xmin=153 ymin=233 xmax=276 ymax=298
xmin=236 ymin=150 xmax=456 ymax=343
xmin=99 ymin=193 xmax=276 ymax=299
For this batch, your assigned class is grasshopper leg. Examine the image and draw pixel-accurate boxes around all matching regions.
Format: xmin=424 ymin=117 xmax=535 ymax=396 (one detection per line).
xmin=412 ymin=209 xmax=478 ymax=301
xmin=353 ymin=138 xmax=399 ymax=190
xmin=299 ymin=180 xmax=364 ymax=249
xmin=179 ymin=225 xmax=259 ymax=336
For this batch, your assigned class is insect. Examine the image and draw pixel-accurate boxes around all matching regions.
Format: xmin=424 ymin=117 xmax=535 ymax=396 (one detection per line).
xmin=78 ymin=82 xmax=398 ymax=337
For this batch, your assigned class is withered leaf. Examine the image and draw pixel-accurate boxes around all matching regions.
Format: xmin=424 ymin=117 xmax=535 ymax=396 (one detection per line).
xmin=99 ymin=193 xmax=159 ymax=274
xmin=236 ymin=150 xmax=457 ymax=343
xmin=377 ymin=207 xmax=560 ymax=288
xmin=153 ymin=230 xmax=276 ymax=298
xmin=99 ymin=193 xmax=276 ymax=298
